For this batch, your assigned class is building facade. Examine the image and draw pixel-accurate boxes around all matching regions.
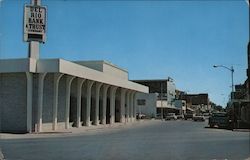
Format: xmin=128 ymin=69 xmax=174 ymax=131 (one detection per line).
xmin=0 ymin=59 xmax=148 ymax=133
xmin=135 ymin=93 xmax=158 ymax=118
xmin=180 ymin=93 xmax=211 ymax=114
xmin=231 ymin=80 xmax=250 ymax=128
xmin=133 ymin=78 xmax=179 ymax=117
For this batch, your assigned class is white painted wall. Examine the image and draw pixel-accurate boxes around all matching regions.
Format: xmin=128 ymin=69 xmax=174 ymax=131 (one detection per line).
xmin=135 ymin=93 xmax=157 ymax=118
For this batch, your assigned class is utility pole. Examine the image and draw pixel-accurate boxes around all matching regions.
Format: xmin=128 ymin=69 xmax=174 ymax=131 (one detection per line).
xmin=161 ymin=82 xmax=163 ymax=120
xmin=247 ymin=42 xmax=250 ymax=99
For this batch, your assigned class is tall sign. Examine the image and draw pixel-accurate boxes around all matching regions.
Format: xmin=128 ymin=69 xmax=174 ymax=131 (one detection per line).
xmin=24 ymin=4 xmax=47 ymax=43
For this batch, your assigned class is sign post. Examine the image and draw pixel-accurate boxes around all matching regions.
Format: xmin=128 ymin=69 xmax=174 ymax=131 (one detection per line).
xmin=24 ymin=0 xmax=47 ymax=59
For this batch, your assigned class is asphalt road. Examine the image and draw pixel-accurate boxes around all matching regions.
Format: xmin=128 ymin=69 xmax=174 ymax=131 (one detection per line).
xmin=0 ymin=120 xmax=249 ymax=160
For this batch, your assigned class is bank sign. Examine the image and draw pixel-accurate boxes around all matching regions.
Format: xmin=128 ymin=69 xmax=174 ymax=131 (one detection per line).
xmin=24 ymin=5 xmax=47 ymax=43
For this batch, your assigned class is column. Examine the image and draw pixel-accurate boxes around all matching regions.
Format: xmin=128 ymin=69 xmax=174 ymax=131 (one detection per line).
xmin=120 ymin=88 xmax=126 ymax=123
xmin=26 ymin=72 xmax=33 ymax=133
xmin=125 ymin=90 xmax=131 ymax=123
xmin=85 ymin=80 xmax=94 ymax=126
xmin=110 ymin=86 xmax=118 ymax=125
xmin=132 ymin=91 xmax=137 ymax=122
xmin=94 ymin=82 xmax=102 ymax=125
xmin=37 ymin=73 xmax=47 ymax=132
xmin=129 ymin=90 xmax=134 ymax=122
xmin=101 ymin=84 xmax=109 ymax=125
xmin=77 ymin=78 xmax=85 ymax=128
xmin=52 ymin=73 xmax=64 ymax=130
xmin=65 ymin=76 xmax=75 ymax=129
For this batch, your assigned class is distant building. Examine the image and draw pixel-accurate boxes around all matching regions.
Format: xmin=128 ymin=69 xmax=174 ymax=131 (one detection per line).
xmin=174 ymin=100 xmax=186 ymax=114
xmin=180 ymin=93 xmax=210 ymax=114
xmin=133 ymin=78 xmax=180 ymax=117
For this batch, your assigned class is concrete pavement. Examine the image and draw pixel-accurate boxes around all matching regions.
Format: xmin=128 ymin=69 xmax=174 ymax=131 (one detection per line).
xmin=0 ymin=120 xmax=249 ymax=160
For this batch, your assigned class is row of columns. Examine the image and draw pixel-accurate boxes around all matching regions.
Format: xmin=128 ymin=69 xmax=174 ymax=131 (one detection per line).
xmin=25 ymin=73 xmax=137 ymax=133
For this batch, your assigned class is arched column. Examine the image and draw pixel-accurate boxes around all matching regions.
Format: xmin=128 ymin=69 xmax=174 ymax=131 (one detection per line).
xmin=84 ymin=80 xmax=94 ymax=126
xmin=110 ymin=86 xmax=118 ymax=125
xmin=94 ymin=82 xmax=102 ymax=125
xmin=26 ymin=72 xmax=33 ymax=133
xmin=120 ymin=88 xmax=127 ymax=123
xmin=129 ymin=91 xmax=134 ymax=122
xmin=125 ymin=90 xmax=131 ymax=123
xmin=132 ymin=91 xmax=137 ymax=122
xmin=65 ymin=75 xmax=75 ymax=129
xmin=52 ymin=73 xmax=64 ymax=130
xmin=76 ymin=78 xmax=85 ymax=128
xmin=101 ymin=84 xmax=109 ymax=125
xmin=37 ymin=72 xmax=47 ymax=132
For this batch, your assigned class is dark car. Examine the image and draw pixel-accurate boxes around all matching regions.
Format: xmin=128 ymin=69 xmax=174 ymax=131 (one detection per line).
xmin=184 ymin=114 xmax=193 ymax=120
xmin=209 ymin=112 xmax=229 ymax=128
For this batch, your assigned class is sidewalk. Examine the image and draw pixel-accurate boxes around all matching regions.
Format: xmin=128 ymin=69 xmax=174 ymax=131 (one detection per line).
xmin=0 ymin=120 xmax=152 ymax=140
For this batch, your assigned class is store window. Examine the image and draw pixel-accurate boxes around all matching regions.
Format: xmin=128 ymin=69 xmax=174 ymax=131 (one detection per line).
xmin=137 ymin=99 xmax=146 ymax=106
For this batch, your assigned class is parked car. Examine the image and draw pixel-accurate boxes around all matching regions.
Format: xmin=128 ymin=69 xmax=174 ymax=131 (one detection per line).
xmin=209 ymin=112 xmax=229 ymax=128
xmin=184 ymin=113 xmax=193 ymax=120
xmin=156 ymin=113 xmax=163 ymax=119
xmin=203 ymin=113 xmax=211 ymax=119
xmin=136 ymin=113 xmax=146 ymax=119
xmin=176 ymin=114 xmax=184 ymax=119
xmin=193 ymin=115 xmax=205 ymax=121
xmin=165 ymin=113 xmax=177 ymax=120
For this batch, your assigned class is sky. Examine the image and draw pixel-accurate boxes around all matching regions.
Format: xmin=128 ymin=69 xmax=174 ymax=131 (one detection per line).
xmin=0 ymin=0 xmax=249 ymax=107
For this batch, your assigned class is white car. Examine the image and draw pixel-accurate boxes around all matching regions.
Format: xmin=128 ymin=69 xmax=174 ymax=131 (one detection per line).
xmin=165 ymin=113 xmax=177 ymax=120
xmin=136 ymin=113 xmax=146 ymax=119
xmin=193 ymin=115 xmax=205 ymax=121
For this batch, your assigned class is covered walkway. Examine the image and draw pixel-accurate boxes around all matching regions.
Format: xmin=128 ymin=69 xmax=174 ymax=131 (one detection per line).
xmin=0 ymin=58 xmax=148 ymax=133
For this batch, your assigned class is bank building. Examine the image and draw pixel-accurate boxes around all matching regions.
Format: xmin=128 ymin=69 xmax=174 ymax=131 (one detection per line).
xmin=0 ymin=0 xmax=149 ymax=133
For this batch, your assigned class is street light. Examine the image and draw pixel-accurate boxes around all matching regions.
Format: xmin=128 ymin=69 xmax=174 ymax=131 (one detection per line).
xmin=160 ymin=82 xmax=163 ymax=120
xmin=213 ymin=64 xmax=235 ymax=129
xmin=213 ymin=65 xmax=234 ymax=94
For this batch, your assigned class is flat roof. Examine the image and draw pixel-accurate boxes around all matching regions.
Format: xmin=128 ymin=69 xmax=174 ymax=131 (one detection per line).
xmin=75 ymin=60 xmax=128 ymax=73
xmin=0 ymin=58 xmax=148 ymax=93
xmin=133 ymin=77 xmax=174 ymax=82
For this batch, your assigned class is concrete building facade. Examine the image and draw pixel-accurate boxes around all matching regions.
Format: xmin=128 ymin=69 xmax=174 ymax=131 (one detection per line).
xmin=0 ymin=58 xmax=148 ymax=133
xmin=180 ymin=93 xmax=211 ymax=114
xmin=133 ymin=78 xmax=179 ymax=117
xmin=135 ymin=93 xmax=158 ymax=118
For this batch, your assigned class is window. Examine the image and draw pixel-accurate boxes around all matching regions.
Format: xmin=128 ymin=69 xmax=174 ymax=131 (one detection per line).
xmin=137 ymin=99 xmax=146 ymax=106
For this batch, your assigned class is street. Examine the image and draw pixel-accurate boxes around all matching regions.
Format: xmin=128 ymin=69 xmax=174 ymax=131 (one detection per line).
xmin=0 ymin=120 xmax=249 ymax=160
